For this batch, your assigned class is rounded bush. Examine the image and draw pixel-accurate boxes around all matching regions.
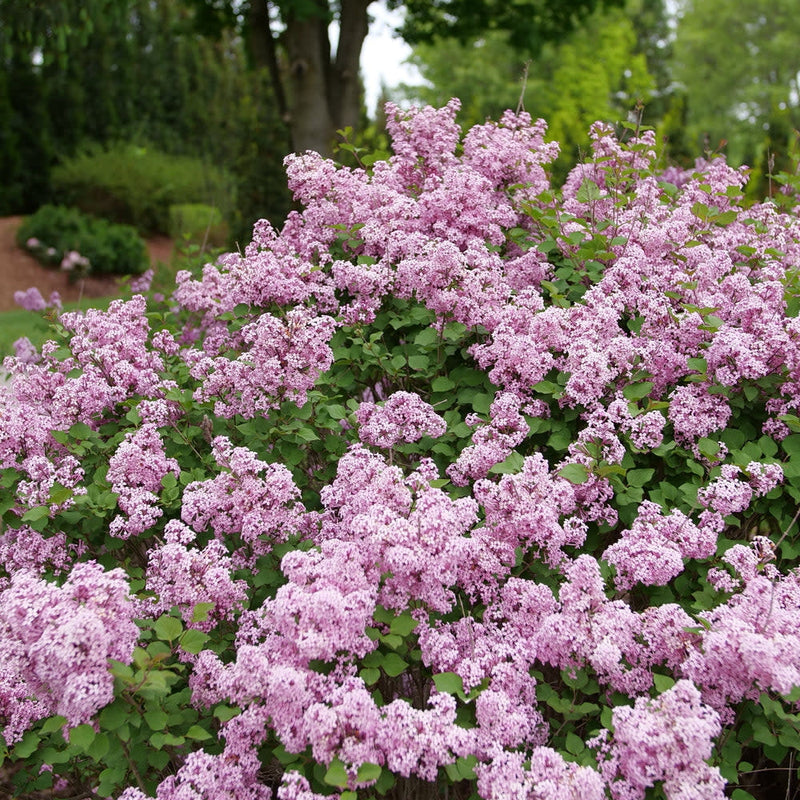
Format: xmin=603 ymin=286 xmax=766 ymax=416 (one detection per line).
xmin=16 ymin=204 xmax=149 ymax=276
xmin=3 ymin=102 xmax=800 ymax=800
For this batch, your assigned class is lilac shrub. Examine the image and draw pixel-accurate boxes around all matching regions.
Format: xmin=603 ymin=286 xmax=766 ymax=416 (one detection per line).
xmin=3 ymin=99 xmax=800 ymax=799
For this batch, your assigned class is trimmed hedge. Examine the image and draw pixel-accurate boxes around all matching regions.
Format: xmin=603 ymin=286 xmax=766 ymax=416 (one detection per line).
xmin=51 ymin=143 xmax=235 ymax=237
xmin=168 ymin=203 xmax=228 ymax=248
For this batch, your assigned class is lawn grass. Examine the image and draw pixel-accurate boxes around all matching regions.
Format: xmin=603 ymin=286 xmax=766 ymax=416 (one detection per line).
xmin=0 ymin=244 xmax=224 ymax=360
xmin=0 ymin=296 xmax=113 ymax=358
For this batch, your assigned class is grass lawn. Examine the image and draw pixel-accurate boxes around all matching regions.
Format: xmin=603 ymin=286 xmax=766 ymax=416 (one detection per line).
xmin=0 ymin=296 xmax=113 ymax=359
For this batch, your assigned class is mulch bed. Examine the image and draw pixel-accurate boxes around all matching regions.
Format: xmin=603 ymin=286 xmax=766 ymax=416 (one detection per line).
xmin=0 ymin=216 xmax=173 ymax=312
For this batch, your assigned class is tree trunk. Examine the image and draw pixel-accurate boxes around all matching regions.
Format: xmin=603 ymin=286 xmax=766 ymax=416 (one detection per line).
xmin=284 ymin=0 xmax=335 ymax=155
xmin=249 ymin=0 xmax=374 ymax=156
xmin=247 ymin=0 xmax=289 ymax=126
xmin=330 ymin=0 xmax=371 ymax=135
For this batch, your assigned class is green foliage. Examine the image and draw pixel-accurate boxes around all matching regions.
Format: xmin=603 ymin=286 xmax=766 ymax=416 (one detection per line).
xmin=0 ymin=0 xmax=291 ymax=234
xmin=527 ymin=7 xmax=653 ymax=170
xmin=395 ymin=0 xmax=624 ymax=54
xmin=51 ymin=144 xmax=235 ymax=237
xmin=16 ymin=204 xmax=148 ymax=276
xmin=672 ymin=0 xmax=800 ymax=170
xmin=394 ymin=2 xmax=655 ymax=175
xmin=168 ymin=203 xmax=228 ymax=248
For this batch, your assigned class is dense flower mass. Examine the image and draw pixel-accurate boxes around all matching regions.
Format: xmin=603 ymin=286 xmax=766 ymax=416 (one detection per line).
xmin=0 ymin=563 xmax=137 ymax=743
xmin=3 ymin=99 xmax=800 ymax=799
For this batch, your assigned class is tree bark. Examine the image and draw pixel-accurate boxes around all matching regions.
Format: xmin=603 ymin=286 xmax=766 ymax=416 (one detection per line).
xmin=330 ymin=0 xmax=372 ymax=135
xmin=283 ymin=0 xmax=335 ymax=155
xmin=248 ymin=0 xmax=374 ymax=156
xmin=247 ymin=0 xmax=289 ymax=126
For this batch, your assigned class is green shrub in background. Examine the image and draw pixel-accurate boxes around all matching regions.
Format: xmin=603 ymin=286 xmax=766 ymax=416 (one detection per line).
xmin=16 ymin=205 xmax=149 ymax=277
xmin=51 ymin=143 xmax=236 ymax=237
xmin=168 ymin=203 xmax=229 ymax=249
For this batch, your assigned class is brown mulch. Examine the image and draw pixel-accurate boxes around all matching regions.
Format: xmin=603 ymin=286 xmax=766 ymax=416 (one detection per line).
xmin=0 ymin=216 xmax=174 ymax=312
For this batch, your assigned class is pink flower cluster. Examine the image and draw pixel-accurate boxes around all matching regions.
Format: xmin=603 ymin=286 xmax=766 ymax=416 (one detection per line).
xmin=448 ymin=392 xmax=528 ymax=484
xmin=603 ymin=500 xmax=715 ymax=591
xmin=0 ymin=562 xmax=137 ymax=743
xmin=356 ymin=390 xmax=446 ymax=449
xmin=144 ymin=520 xmax=248 ymax=632
xmin=14 ymin=287 xmax=61 ymax=312
xmin=180 ymin=436 xmax=305 ymax=564
xmin=107 ymin=423 xmax=180 ymax=538
xmin=593 ymin=680 xmax=725 ymax=800
xmin=185 ymin=307 xmax=337 ymax=418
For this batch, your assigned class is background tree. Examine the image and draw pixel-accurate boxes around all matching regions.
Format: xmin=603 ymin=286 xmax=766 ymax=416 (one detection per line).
xmin=0 ymin=0 xmax=290 ymax=237
xmin=672 ymin=0 xmax=800 ymax=174
xmin=198 ymin=0 xmax=624 ymax=156
xmin=394 ymin=0 xmax=655 ymax=177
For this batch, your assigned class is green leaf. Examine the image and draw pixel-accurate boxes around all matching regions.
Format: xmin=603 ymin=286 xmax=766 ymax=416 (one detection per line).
xmin=40 ymin=715 xmax=68 ymax=734
xmin=148 ymin=749 xmax=170 ymax=770
xmin=144 ymin=709 xmax=168 ymax=731
xmin=576 ymin=179 xmax=603 ymax=203
xmin=147 ymin=640 xmax=172 ymax=659
xmin=697 ymin=437 xmax=719 ymax=458
xmin=653 ymin=674 xmax=675 ymax=693
xmin=687 ymin=357 xmax=707 ymax=373
xmin=21 ymin=505 xmax=50 ymax=523
xmin=357 ymin=762 xmax=382 ymax=782
xmin=191 ymin=602 xmax=215 ymax=623
xmin=431 ymin=376 xmax=456 ymax=392
xmin=87 ymin=732 xmax=110 ymax=761
xmin=69 ymin=422 xmax=94 ymax=439
xmin=180 ymin=628 xmax=209 ymax=655
xmin=381 ymin=652 xmax=408 ymax=677
xmin=623 ymin=382 xmax=654 ymax=401
xmin=295 ymin=427 xmax=319 ymax=442
xmin=185 ymin=725 xmax=213 ymax=741
xmin=414 ymin=328 xmax=439 ymax=348
xmin=558 ymin=463 xmax=589 ymax=484
xmin=360 ymin=667 xmax=381 ymax=685
xmin=324 ymin=757 xmax=349 ymax=788
xmin=380 ymin=633 xmax=403 ymax=649
xmin=565 ymin=732 xmax=584 ymax=755
xmin=325 ymin=404 xmax=348 ymax=420
xmin=372 ymin=605 xmax=394 ymax=624
xmin=213 ymin=704 xmax=240 ymax=723
xmin=455 ymin=755 xmax=477 ymax=780
xmin=97 ymin=766 xmax=127 ymax=797
xmin=69 ymin=724 xmax=96 ymax=751
xmin=49 ymin=486 xmax=73 ymax=505
xmin=489 ymin=451 xmax=525 ymax=475
xmin=389 ymin=613 xmax=419 ymax=636
xmin=154 ymin=615 xmax=183 ymax=642
xmin=627 ymin=468 xmax=654 ymax=488
xmin=471 ymin=393 xmax=493 ymax=414
xmin=433 ymin=672 xmax=465 ymax=696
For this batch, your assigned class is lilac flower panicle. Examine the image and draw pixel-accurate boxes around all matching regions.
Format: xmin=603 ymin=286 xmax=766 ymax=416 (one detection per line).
xmin=0 ymin=562 xmax=138 ymax=743
xmin=596 ymin=680 xmax=725 ymax=800
xmin=356 ymin=391 xmax=446 ymax=449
